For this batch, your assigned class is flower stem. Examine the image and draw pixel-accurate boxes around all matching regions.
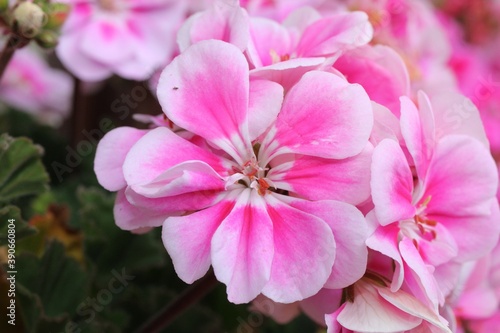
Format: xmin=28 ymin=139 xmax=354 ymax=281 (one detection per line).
xmin=134 ymin=271 xmax=219 ymax=333
xmin=0 ymin=34 xmax=28 ymax=81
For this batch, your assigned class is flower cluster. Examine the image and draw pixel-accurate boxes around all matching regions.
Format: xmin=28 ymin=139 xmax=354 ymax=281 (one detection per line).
xmin=86 ymin=0 xmax=500 ymax=332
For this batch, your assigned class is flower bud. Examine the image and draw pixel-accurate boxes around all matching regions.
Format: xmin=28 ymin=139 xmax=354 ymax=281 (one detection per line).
xmin=35 ymin=30 xmax=58 ymax=48
xmin=12 ymin=2 xmax=47 ymax=38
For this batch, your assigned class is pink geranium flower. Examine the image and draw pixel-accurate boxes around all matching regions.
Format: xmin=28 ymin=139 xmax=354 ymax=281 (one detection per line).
xmin=367 ymin=92 xmax=500 ymax=304
xmin=0 ymin=48 xmax=73 ymax=126
xmin=57 ymin=0 xmax=184 ymax=81
xmin=177 ymin=1 xmax=373 ymax=89
xmin=326 ymin=276 xmax=452 ymax=333
xmin=95 ymin=39 xmax=374 ymax=304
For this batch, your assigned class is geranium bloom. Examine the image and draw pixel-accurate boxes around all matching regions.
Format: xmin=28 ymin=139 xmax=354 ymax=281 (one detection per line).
xmin=326 ymin=276 xmax=452 ymax=333
xmin=439 ymin=241 xmax=500 ymax=332
xmin=367 ymin=92 xmax=500 ymax=304
xmin=95 ymin=39 xmax=374 ymax=304
xmin=178 ymin=1 xmax=373 ymax=89
xmin=0 ymin=48 xmax=73 ymax=126
xmin=57 ymin=0 xmax=184 ymax=81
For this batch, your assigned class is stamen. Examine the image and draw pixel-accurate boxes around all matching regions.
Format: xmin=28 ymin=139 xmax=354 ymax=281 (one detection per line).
xmin=420 ymin=195 xmax=432 ymax=207
xmin=269 ymin=49 xmax=291 ymax=64
xmin=257 ymin=178 xmax=270 ymax=196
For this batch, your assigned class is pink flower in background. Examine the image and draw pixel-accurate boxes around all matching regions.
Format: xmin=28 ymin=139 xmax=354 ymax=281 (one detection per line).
xmin=440 ymin=241 xmax=500 ymax=332
xmin=250 ymin=288 xmax=342 ymax=326
xmin=333 ymin=44 xmax=410 ymax=116
xmin=178 ymin=1 xmax=373 ymax=89
xmin=462 ymin=312 xmax=500 ymax=333
xmin=0 ymin=48 xmax=73 ymax=126
xmin=326 ymin=277 xmax=452 ymax=333
xmin=57 ymin=0 xmax=184 ymax=81
xmin=95 ymin=39 xmax=374 ymax=304
xmin=246 ymin=7 xmax=373 ymax=88
xmin=246 ymin=8 xmax=373 ymax=68
xmin=367 ymin=93 xmax=500 ymax=306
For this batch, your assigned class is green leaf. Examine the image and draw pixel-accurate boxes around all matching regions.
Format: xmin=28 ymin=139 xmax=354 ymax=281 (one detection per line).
xmin=0 ymin=134 xmax=50 ymax=203
xmin=16 ymin=283 xmax=70 ymax=333
xmin=16 ymin=284 xmax=44 ymax=333
xmin=16 ymin=241 xmax=89 ymax=319
xmin=77 ymin=187 xmax=166 ymax=279
xmin=0 ymin=205 xmax=37 ymax=245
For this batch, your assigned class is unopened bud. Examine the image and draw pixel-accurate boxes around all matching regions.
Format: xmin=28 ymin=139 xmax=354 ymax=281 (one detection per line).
xmin=13 ymin=2 xmax=47 ymax=38
xmin=36 ymin=30 xmax=58 ymax=48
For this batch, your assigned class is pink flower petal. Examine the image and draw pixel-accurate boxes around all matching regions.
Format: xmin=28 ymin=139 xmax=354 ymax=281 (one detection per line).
xmin=80 ymin=20 xmax=133 ymax=65
xmin=424 ymin=135 xmax=498 ymax=218
xmin=94 ymin=127 xmax=148 ymax=191
xmin=366 ymin=224 xmax=405 ymax=291
xmin=114 ymin=189 xmax=175 ymax=231
xmin=163 ymin=199 xmax=235 ymax=284
xmin=211 ymin=189 xmax=274 ymax=304
xmin=301 ymin=288 xmax=343 ymax=326
xmin=291 ymin=200 xmax=368 ymax=289
xmin=337 ymin=279 xmax=423 ymax=332
xmin=400 ymin=96 xmax=427 ymax=176
xmin=325 ymin=304 xmax=351 ymax=333
xmin=429 ymin=91 xmax=490 ymax=149
xmin=371 ymin=139 xmax=416 ymax=225
xmin=296 ymin=11 xmax=373 ymax=57
xmin=125 ymin=184 xmax=222 ymax=215
xmin=334 ymin=45 xmax=410 ymax=116
xmin=417 ymin=224 xmax=458 ymax=267
xmin=399 ymin=238 xmax=443 ymax=307
xmin=370 ymin=102 xmax=402 ymax=146
xmin=431 ymin=199 xmax=500 ymax=262
xmin=157 ymin=40 xmax=252 ymax=163
xmin=249 ymin=57 xmax=325 ymax=91
xmin=269 ymin=70 xmax=373 ymax=160
xmin=122 ymin=127 xmax=226 ymax=186
xmin=131 ymin=161 xmax=224 ymax=198
xmin=180 ymin=1 xmax=249 ymax=52
xmin=271 ymin=143 xmax=372 ymax=205
xmin=247 ymin=17 xmax=293 ymax=67
xmin=248 ymin=79 xmax=284 ymax=141
xmin=261 ymin=194 xmax=335 ymax=303
xmin=377 ymin=279 xmax=450 ymax=331
xmin=57 ymin=31 xmax=113 ymax=81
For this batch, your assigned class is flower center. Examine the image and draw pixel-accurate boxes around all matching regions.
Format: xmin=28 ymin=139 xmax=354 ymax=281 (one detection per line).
xmin=226 ymin=146 xmax=275 ymax=196
xmin=270 ymin=49 xmax=291 ymax=64
xmin=398 ymin=196 xmax=438 ymax=248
